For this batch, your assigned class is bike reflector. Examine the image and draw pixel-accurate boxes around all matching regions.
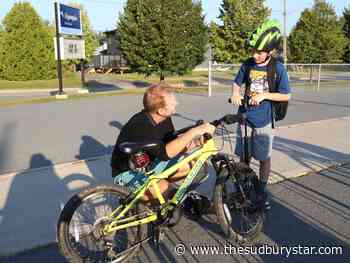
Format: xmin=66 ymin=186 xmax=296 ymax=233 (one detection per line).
xmin=131 ymin=152 xmax=150 ymax=170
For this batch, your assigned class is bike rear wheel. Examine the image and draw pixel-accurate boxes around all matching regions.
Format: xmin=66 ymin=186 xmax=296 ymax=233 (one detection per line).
xmin=214 ymin=162 xmax=265 ymax=244
xmin=57 ymin=184 xmax=149 ymax=263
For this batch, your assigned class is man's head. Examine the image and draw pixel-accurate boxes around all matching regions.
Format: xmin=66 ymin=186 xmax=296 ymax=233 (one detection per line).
xmin=143 ymin=82 xmax=177 ymax=117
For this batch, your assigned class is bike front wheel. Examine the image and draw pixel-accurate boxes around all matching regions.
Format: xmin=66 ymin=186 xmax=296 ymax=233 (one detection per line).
xmin=57 ymin=184 xmax=149 ymax=263
xmin=213 ymin=163 xmax=265 ymax=244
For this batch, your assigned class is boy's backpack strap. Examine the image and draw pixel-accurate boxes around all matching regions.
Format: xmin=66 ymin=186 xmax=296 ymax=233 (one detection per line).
xmin=267 ymin=57 xmax=289 ymax=125
xmin=267 ymin=57 xmax=277 ymax=92
xmin=243 ymin=57 xmax=255 ymax=96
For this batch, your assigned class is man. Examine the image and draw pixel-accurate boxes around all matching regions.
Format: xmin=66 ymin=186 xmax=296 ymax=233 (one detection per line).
xmin=111 ymin=82 xmax=215 ymax=202
xmin=230 ymin=19 xmax=291 ymax=209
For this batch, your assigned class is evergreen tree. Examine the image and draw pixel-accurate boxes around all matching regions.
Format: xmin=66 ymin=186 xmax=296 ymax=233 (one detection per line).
xmin=117 ymin=0 xmax=207 ymax=79
xmin=0 ymin=2 xmax=56 ymax=80
xmin=288 ymin=0 xmax=345 ymax=63
xmin=210 ymin=0 xmax=270 ymax=63
xmin=342 ymin=6 xmax=350 ymax=62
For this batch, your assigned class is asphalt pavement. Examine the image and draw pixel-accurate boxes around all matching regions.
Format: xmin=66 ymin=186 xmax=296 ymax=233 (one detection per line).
xmin=1 ymin=86 xmax=350 ymax=174
xmin=3 ymin=164 xmax=349 ymax=263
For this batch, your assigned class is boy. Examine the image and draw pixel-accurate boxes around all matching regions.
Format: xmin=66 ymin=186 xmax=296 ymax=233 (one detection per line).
xmin=230 ymin=20 xmax=291 ymax=209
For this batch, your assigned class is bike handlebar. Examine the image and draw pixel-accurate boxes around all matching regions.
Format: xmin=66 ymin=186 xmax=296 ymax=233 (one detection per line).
xmin=173 ymin=114 xmax=244 ymax=139
xmin=174 ymin=98 xmax=252 ymax=140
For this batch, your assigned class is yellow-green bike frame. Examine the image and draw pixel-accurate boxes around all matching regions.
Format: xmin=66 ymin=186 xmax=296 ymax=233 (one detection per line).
xmin=103 ymin=138 xmax=219 ymax=235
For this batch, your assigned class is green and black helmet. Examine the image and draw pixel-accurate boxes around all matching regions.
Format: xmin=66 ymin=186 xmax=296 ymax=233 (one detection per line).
xmin=247 ymin=19 xmax=282 ymax=52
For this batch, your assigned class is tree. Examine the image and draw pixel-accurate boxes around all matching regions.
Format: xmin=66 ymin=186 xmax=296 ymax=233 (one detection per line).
xmin=117 ymin=0 xmax=208 ymax=80
xmin=210 ymin=0 xmax=270 ymax=63
xmin=288 ymin=0 xmax=346 ymax=63
xmin=342 ymin=6 xmax=350 ymax=62
xmin=0 ymin=2 xmax=56 ymax=80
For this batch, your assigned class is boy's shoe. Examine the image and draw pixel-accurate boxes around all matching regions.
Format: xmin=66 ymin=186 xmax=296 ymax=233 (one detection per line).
xmin=256 ymin=192 xmax=271 ymax=211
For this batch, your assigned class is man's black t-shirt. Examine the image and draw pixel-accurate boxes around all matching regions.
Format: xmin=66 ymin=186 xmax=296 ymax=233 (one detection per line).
xmin=111 ymin=110 xmax=176 ymax=175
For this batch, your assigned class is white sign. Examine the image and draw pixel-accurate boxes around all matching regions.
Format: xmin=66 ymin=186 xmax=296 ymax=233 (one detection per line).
xmin=54 ymin=37 xmax=85 ymax=60
xmin=57 ymin=3 xmax=83 ymax=36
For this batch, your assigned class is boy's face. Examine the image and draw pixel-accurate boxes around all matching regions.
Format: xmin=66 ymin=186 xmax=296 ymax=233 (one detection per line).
xmin=252 ymin=49 xmax=270 ymax=64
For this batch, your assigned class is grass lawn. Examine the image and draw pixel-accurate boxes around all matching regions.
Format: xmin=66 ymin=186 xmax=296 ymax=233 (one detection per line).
xmin=88 ymin=71 xmax=209 ymax=87
xmin=0 ymin=86 xmax=209 ymax=108
xmin=0 ymin=73 xmax=81 ymax=90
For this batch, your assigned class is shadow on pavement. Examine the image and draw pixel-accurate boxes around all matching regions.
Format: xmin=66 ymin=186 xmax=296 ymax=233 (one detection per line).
xmin=273 ymin=136 xmax=350 ymax=174
xmin=85 ymin=80 xmax=123 ymax=92
xmin=0 ymin=153 xmax=99 ymax=256
xmin=75 ymin=135 xmax=113 ymax=160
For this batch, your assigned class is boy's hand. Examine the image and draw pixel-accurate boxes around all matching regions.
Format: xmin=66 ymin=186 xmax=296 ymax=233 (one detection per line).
xmin=230 ymin=92 xmax=243 ymax=106
xmin=249 ymin=93 xmax=265 ymax=105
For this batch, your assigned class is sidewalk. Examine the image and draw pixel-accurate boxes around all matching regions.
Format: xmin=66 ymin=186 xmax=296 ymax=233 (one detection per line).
xmin=0 ymin=117 xmax=349 ymax=256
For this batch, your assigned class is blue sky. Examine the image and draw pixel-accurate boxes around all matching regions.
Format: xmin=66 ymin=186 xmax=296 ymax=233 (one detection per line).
xmin=0 ymin=0 xmax=349 ymax=34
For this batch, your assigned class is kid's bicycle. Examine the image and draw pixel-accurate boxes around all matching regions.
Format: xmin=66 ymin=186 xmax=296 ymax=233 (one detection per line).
xmin=57 ymin=111 xmax=265 ymax=263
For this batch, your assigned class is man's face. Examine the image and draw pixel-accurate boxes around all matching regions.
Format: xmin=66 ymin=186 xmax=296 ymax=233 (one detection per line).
xmin=159 ymin=92 xmax=178 ymax=117
xmin=252 ymin=50 xmax=269 ymax=64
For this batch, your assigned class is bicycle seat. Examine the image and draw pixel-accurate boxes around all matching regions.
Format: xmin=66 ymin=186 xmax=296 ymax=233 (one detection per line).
xmin=118 ymin=140 xmax=162 ymax=154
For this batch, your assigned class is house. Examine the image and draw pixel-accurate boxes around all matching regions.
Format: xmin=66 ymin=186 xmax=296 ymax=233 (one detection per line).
xmin=90 ymin=29 xmax=128 ymax=73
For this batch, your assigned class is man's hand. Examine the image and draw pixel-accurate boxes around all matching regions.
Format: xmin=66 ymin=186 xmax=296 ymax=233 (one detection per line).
xmin=249 ymin=93 xmax=266 ymax=106
xmin=169 ymin=123 xmax=215 ymax=158
xmin=185 ymin=137 xmax=203 ymax=151
xmin=192 ymin=123 xmax=216 ymax=137
xmin=194 ymin=122 xmax=216 ymax=137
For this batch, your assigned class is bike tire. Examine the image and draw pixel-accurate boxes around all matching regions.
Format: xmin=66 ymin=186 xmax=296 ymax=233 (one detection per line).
xmin=213 ymin=163 xmax=265 ymax=244
xmin=57 ymin=184 xmax=149 ymax=263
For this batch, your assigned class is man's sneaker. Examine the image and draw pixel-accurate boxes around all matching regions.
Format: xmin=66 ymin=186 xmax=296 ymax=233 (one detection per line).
xmin=183 ymin=191 xmax=211 ymax=220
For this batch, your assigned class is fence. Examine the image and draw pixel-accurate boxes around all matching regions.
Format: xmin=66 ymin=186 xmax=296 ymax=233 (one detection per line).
xmin=89 ymin=54 xmax=127 ymax=69
xmin=207 ymin=63 xmax=350 ymax=96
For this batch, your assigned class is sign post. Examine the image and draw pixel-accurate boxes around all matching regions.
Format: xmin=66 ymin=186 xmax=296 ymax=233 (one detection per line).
xmin=54 ymin=2 xmax=64 ymax=98
xmin=54 ymin=2 xmax=84 ymax=98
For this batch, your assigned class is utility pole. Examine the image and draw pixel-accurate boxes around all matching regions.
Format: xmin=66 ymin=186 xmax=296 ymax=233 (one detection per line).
xmin=283 ymin=0 xmax=287 ymax=64
xmin=208 ymin=45 xmax=212 ymax=97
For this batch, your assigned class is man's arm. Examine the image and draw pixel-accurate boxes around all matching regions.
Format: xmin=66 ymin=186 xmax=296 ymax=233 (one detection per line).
xmin=165 ymin=123 xmax=215 ymax=159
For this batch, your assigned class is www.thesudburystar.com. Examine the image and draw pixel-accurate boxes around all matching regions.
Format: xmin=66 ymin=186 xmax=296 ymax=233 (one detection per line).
xmin=174 ymin=243 xmax=343 ymax=258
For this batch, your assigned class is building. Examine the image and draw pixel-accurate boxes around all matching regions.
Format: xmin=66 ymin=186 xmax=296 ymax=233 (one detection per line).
xmin=90 ymin=29 xmax=128 ymax=72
